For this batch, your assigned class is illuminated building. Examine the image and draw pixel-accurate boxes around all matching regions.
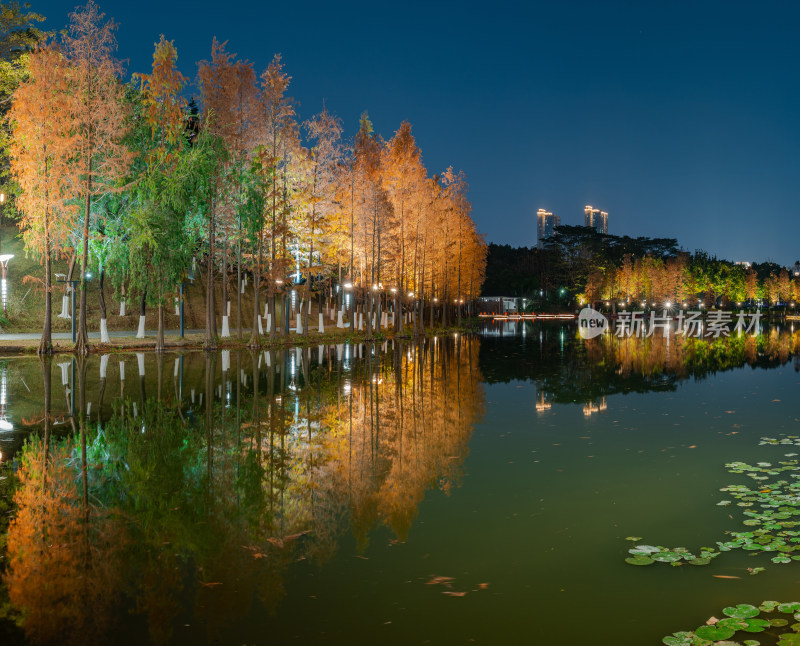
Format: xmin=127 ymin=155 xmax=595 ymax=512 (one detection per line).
xmin=584 ymin=205 xmax=608 ymax=234
xmin=537 ymin=208 xmax=561 ymax=248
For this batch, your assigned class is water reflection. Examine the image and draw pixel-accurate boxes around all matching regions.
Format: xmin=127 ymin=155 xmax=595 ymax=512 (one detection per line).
xmin=480 ymin=321 xmax=800 ymax=408
xmin=1 ymin=339 xmax=483 ymax=644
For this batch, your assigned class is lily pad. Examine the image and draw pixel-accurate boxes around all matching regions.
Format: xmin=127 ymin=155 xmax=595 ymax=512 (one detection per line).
xmin=625 ymin=556 xmax=654 ymax=566
xmin=778 ymin=602 xmax=800 ymax=613
xmin=662 ymin=633 xmax=693 ymax=646
xmin=694 ymin=624 xmax=736 ymax=640
xmin=687 ymin=557 xmax=711 ymax=565
xmin=742 ymin=618 xmax=770 ymax=632
xmin=652 ymin=551 xmax=683 ymax=563
xmin=723 ymin=604 xmax=760 ymax=619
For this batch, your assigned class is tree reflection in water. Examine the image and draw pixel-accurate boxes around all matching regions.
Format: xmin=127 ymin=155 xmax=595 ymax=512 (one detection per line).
xmin=480 ymin=323 xmax=800 ymax=411
xmin=2 ymin=337 xmax=483 ymax=644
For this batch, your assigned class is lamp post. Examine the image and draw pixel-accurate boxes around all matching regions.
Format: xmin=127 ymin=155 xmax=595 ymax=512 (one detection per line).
xmin=0 ymin=254 xmax=13 ymax=317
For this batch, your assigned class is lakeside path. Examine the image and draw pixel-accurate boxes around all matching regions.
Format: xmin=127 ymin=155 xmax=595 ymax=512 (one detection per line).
xmin=0 ymin=324 xmax=471 ymax=354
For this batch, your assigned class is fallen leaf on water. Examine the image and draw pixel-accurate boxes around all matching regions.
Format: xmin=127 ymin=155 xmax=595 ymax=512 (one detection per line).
xmin=712 ymin=575 xmax=741 ymax=579
xmin=426 ymin=576 xmax=454 ymax=585
xmin=199 ymin=581 xmax=223 ymax=587
xmin=477 ymin=583 xmax=490 ymax=590
xmin=442 ymin=591 xmax=467 ymax=597
xmin=354 ymin=555 xmax=369 ymax=560
xmin=705 ymin=616 xmax=719 ymax=625
xmin=772 ymin=399 xmax=782 ymax=402
xmin=688 ymin=445 xmax=697 ymax=449
xmin=284 ymin=530 xmax=312 ymax=541
xmin=267 ymin=538 xmax=284 ymax=548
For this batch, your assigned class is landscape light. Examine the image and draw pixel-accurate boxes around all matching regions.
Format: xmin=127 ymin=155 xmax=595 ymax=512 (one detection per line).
xmin=408 ymin=292 xmax=414 ymax=298
xmin=665 ymin=302 xmax=672 ymax=308
xmin=344 ymin=282 xmax=353 ymax=289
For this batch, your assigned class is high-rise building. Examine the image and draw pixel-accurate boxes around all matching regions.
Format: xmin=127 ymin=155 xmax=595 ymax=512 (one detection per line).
xmin=584 ymin=205 xmax=609 ymax=234
xmin=536 ymin=208 xmax=560 ymax=247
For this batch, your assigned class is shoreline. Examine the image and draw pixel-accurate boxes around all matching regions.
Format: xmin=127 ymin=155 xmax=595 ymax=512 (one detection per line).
xmin=0 ymin=324 xmax=481 ymax=356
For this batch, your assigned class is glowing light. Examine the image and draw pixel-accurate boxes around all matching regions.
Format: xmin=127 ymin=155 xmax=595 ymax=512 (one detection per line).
xmin=344 ymin=282 xmax=353 ymax=289
xmin=408 ymin=292 xmax=414 ymax=298
xmin=665 ymin=302 xmax=671 ymax=308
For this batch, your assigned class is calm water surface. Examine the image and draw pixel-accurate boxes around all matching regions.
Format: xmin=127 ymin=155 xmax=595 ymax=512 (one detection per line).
xmin=0 ymin=324 xmax=799 ymax=645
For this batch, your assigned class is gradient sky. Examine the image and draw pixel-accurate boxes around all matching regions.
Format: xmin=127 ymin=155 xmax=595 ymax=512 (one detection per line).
xmin=32 ymin=0 xmax=800 ymax=265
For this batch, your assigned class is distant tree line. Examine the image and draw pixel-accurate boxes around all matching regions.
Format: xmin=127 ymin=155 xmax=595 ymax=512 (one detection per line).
xmin=483 ymin=225 xmax=799 ymax=307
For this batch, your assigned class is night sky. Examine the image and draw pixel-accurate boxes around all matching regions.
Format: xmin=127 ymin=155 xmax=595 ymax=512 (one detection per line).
xmin=31 ymin=1 xmax=800 ymax=265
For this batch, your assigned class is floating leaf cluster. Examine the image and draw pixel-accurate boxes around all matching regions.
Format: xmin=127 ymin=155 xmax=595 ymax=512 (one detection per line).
xmin=627 ymin=436 xmax=800 ymax=571
xmin=663 ymin=601 xmax=800 ymax=645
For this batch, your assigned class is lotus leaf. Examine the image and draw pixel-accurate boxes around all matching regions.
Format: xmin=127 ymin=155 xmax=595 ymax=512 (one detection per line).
xmin=625 ymin=556 xmax=654 ymax=566
xmin=723 ymin=604 xmax=760 ymax=619
xmin=778 ymin=603 xmax=800 ymax=613
xmin=742 ymin=618 xmax=770 ymax=632
xmin=694 ymin=624 xmax=736 ymax=640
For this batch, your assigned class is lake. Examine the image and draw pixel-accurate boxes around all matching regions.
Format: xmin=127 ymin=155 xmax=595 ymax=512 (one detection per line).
xmin=1 ymin=322 xmax=799 ymax=645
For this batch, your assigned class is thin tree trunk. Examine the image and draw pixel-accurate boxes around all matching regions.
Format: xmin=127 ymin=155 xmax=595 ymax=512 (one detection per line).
xmin=156 ymin=304 xmax=165 ymax=352
xmin=40 ymin=216 xmax=53 ymax=355
xmin=75 ymin=168 xmax=92 ymax=354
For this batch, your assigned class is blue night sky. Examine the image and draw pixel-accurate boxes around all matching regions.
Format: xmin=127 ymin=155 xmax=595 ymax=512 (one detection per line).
xmin=33 ymin=0 xmax=800 ymax=265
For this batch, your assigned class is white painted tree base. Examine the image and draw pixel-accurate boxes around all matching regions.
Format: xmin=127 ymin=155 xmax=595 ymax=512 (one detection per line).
xmin=257 ymin=316 xmax=264 ymax=334
xmin=119 ymin=361 xmax=125 ymax=381
xmin=264 ymin=302 xmax=269 ymax=318
xmin=136 ymin=316 xmax=146 ymax=338
xmin=100 ymin=318 xmax=110 ymax=343
xmin=226 ymin=300 xmax=231 ymax=316
xmin=221 ymin=315 xmax=230 ymax=337
xmin=174 ymin=298 xmax=180 ymax=315
xmin=58 ymin=362 xmax=70 ymax=386
xmin=265 ymin=313 xmax=272 ymax=333
xmin=318 ymin=313 xmax=324 ymax=333
xmin=58 ymin=294 xmax=70 ymax=319
xmin=119 ymin=299 xmax=126 ymax=316
xmin=337 ymin=311 xmax=344 ymax=328
xmin=295 ymin=316 xmax=303 ymax=333
xmin=222 ymin=350 xmax=230 ymax=372
xmin=137 ymin=352 xmax=145 ymax=376
xmin=318 ymin=344 xmax=324 ymax=364
xmin=100 ymin=354 xmax=109 ymax=379
xmin=173 ymin=358 xmax=179 ymax=377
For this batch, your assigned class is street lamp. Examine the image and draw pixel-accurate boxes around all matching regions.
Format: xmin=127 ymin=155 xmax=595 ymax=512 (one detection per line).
xmin=0 ymin=254 xmax=13 ymax=317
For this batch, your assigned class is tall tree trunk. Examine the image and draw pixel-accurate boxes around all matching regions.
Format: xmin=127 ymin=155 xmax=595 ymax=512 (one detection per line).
xmin=236 ymin=240 xmax=242 ymax=339
xmin=39 ymin=219 xmax=53 ymax=355
xmin=75 ymin=169 xmax=92 ymax=355
xmin=156 ymin=304 xmax=165 ymax=352
xmin=205 ymin=198 xmax=217 ymax=350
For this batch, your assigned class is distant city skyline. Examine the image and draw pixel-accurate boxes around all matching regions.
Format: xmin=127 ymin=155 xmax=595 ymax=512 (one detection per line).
xmin=536 ymin=208 xmax=560 ymax=247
